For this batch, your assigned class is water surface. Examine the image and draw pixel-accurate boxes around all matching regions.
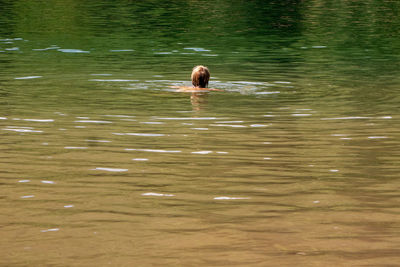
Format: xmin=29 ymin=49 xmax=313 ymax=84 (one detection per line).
xmin=1 ymin=1 xmax=400 ymax=266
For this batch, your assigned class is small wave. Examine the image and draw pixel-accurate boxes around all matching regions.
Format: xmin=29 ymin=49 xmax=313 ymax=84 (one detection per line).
xmin=254 ymin=91 xmax=280 ymax=95
xmin=250 ymin=124 xmax=268 ymax=127
xmin=93 ymin=167 xmax=128 ymax=172
xmin=321 ymin=117 xmax=370 ymax=120
xmin=125 ymin=148 xmax=181 ymax=153
xmin=142 ymin=192 xmax=175 ymax=197
xmin=214 ymin=196 xmax=250 ymax=200
xmin=32 ymin=46 xmax=60 ymax=51
xmin=191 ymin=151 xmax=213 ymax=154
xmin=3 ymin=128 xmax=42 ymax=133
xmin=103 ymin=115 xmax=135 ymax=118
xmin=110 ymin=49 xmax=134 ymax=52
xmin=216 ymin=121 xmax=244 ymax=124
xmin=41 ymin=180 xmax=56 ymax=184
xmin=41 ymin=228 xmax=59 ymax=233
xmin=89 ymin=79 xmax=139 ymax=82
xmin=210 ymin=124 xmax=247 ymax=128
xmin=140 ymin=122 xmax=165 ymax=125
xmin=14 ymin=76 xmax=42 ymax=80
xmin=75 ymin=120 xmax=112 ymax=124
xmin=21 ymin=195 xmax=35 ymax=199
xmin=58 ymin=49 xmax=89 ymax=53
xmin=184 ymin=47 xmax=210 ymax=52
xmin=292 ymin=114 xmax=312 ymax=117
xmin=113 ymin=133 xmax=165 ymax=137
xmin=23 ymin=119 xmax=54 ymax=122
xmin=274 ymin=81 xmax=291 ymax=84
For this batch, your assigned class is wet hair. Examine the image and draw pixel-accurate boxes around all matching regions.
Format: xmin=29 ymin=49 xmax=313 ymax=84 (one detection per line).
xmin=191 ymin=65 xmax=210 ymax=88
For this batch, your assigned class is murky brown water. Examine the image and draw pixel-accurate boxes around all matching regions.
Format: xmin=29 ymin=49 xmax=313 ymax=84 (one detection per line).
xmin=1 ymin=1 xmax=400 ymax=266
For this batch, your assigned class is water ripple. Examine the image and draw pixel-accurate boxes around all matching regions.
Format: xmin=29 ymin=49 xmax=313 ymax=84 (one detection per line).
xmin=58 ymin=49 xmax=89 ymax=53
xmin=191 ymin=151 xmax=213 ymax=154
xmin=89 ymin=79 xmax=139 ymax=82
xmin=184 ymin=47 xmax=210 ymax=52
xmin=93 ymin=167 xmax=128 ymax=172
xmin=321 ymin=116 xmax=370 ymax=120
xmin=41 ymin=228 xmax=59 ymax=233
xmin=125 ymin=148 xmax=181 ymax=153
xmin=21 ymin=195 xmax=35 ymax=199
xmin=14 ymin=76 xmax=42 ymax=80
xmin=154 ymin=117 xmax=219 ymax=120
xmin=23 ymin=119 xmax=54 ymax=122
xmin=214 ymin=196 xmax=250 ymax=200
xmin=75 ymin=120 xmax=112 ymax=124
xmin=3 ymin=128 xmax=42 ymax=133
xmin=113 ymin=133 xmax=165 ymax=137
xmin=41 ymin=180 xmax=56 ymax=184
xmin=254 ymin=91 xmax=280 ymax=95
xmin=103 ymin=115 xmax=135 ymax=118
xmin=142 ymin=192 xmax=175 ymax=197
xmin=110 ymin=49 xmax=134 ymax=52
xmin=210 ymin=124 xmax=247 ymax=128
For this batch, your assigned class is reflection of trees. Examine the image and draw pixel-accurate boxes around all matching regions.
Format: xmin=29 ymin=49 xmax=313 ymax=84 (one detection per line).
xmin=295 ymin=0 xmax=400 ymax=111
xmin=302 ymin=1 xmax=400 ymax=49
xmin=0 ymin=0 xmax=15 ymax=35
xmin=2 ymin=0 xmax=400 ymax=90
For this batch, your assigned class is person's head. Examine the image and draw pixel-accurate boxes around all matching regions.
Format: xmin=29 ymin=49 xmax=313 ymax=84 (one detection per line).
xmin=191 ymin=65 xmax=210 ymax=88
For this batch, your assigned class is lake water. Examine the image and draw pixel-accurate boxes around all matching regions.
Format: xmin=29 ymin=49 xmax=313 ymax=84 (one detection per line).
xmin=1 ymin=1 xmax=400 ymax=266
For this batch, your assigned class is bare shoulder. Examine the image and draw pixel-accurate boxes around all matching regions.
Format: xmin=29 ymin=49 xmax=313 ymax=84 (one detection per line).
xmin=170 ymin=86 xmax=223 ymax=92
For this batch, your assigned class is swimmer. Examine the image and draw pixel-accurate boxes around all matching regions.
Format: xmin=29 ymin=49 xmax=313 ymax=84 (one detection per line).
xmin=171 ymin=65 xmax=222 ymax=92
xmin=191 ymin=65 xmax=210 ymax=88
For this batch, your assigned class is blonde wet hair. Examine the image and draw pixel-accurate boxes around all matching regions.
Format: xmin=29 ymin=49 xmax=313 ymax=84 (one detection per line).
xmin=191 ymin=65 xmax=210 ymax=88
